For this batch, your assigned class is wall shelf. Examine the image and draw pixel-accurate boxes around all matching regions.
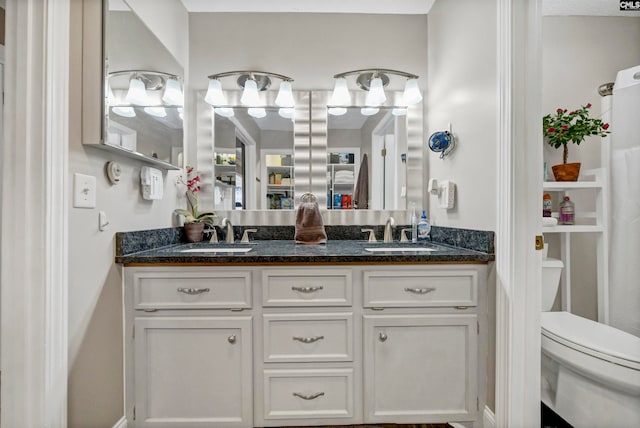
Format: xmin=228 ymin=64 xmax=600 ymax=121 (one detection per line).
xmin=542 ymin=168 xmax=609 ymax=323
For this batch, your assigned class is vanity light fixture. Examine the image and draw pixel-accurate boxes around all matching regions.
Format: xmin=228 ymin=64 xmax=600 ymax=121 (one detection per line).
xmin=204 ymin=70 xmax=295 ymax=119
xmin=329 ymin=68 xmax=423 ymax=116
xmin=107 ymin=70 xmax=184 ymax=118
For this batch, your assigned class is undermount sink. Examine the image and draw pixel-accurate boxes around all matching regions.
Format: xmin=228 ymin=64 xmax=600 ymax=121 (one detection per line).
xmin=180 ymin=247 xmax=253 ymax=253
xmin=365 ymin=247 xmax=436 ymax=253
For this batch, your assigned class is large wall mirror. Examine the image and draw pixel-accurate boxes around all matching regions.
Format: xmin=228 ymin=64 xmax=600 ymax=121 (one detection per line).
xmin=91 ymin=0 xmax=184 ymax=169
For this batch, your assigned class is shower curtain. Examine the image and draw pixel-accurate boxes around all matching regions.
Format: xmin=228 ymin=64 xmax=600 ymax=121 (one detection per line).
xmin=609 ymin=65 xmax=640 ymax=338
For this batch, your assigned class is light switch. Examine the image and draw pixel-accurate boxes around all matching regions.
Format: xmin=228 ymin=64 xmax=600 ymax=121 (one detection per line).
xmin=73 ymin=173 xmax=96 ymax=208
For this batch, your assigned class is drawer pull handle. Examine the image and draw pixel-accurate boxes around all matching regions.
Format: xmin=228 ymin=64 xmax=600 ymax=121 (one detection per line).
xmin=378 ymin=332 xmax=388 ymax=342
xmin=228 ymin=335 xmax=236 ymax=344
xmin=293 ymin=335 xmax=324 ymax=344
xmin=404 ymin=287 xmax=436 ymax=295
xmin=291 ymin=286 xmax=323 ymax=293
xmin=177 ymin=287 xmax=210 ymax=295
xmin=293 ymin=392 xmax=325 ymax=400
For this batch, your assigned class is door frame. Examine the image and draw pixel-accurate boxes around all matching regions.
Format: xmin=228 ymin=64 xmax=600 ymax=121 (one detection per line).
xmin=0 ymin=0 xmax=543 ymax=426
xmin=0 ymin=0 xmax=70 ymax=426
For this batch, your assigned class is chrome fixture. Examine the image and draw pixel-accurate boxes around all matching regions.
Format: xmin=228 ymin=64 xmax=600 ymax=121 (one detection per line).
xmin=400 ymin=228 xmax=412 ymax=242
xmin=241 ymin=228 xmax=257 ymax=243
xmin=204 ymin=70 xmax=295 ymax=119
xmin=361 ymin=228 xmax=377 ymax=243
xmin=598 ymin=82 xmax=614 ymax=97
xmin=208 ymin=226 xmax=218 ymax=243
xmin=383 ymin=216 xmax=396 ymax=243
xmin=329 ymin=68 xmax=423 ymax=116
xmin=107 ymin=70 xmax=183 ymax=118
xmin=221 ymin=218 xmax=234 ymax=244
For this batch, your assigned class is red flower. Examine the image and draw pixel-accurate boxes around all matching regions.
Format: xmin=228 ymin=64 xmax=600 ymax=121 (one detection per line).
xmin=603 ymin=123 xmax=610 ymax=130
xmin=556 ymin=108 xmax=563 ymax=114
xmin=547 ymin=127 xmax=556 ymax=133
xmin=561 ymin=125 xmax=568 ymax=130
xmin=586 ymin=103 xmax=592 ymax=108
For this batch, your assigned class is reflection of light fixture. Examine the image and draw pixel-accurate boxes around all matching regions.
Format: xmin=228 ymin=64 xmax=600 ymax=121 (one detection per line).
xmin=361 ymin=107 xmax=379 ymax=116
xmin=392 ymin=108 xmax=407 ymax=116
xmin=328 ymin=107 xmax=347 ymax=116
xmin=278 ymin=108 xmax=294 ymax=119
xmin=248 ymin=107 xmax=267 ymax=118
xmin=144 ymin=106 xmax=167 ymax=117
xmin=331 ymin=68 xmax=422 ymax=108
xmin=215 ymin=107 xmax=235 ymax=118
xmin=178 ymin=107 xmax=184 ymax=120
xmin=108 ymin=70 xmax=183 ymax=107
xmin=112 ymin=106 xmax=136 ymax=117
xmin=205 ymin=70 xmax=295 ymax=108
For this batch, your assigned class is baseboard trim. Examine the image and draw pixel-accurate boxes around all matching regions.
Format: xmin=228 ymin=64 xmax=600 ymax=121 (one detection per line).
xmin=484 ymin=405 xmax=497 ymax=428
xmin=112 ymin=416 xmax=127 ymax=428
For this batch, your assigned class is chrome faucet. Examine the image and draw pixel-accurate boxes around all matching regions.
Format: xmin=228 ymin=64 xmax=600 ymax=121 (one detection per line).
xmin=383 ymin=216 xmax=395 ymax=243
xmin=208 ymin=226 xmax=218 ymax=243
xmin=221 ymin=218 xmax=234 ymax=244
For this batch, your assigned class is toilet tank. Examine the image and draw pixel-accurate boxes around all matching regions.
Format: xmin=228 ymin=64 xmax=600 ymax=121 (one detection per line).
xmin=542 ymin=258 xmax=564 ymax=311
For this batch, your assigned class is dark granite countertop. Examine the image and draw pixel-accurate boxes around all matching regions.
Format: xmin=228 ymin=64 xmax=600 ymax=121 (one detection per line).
xmin=115 ymin=225 xmax=494 ymax=265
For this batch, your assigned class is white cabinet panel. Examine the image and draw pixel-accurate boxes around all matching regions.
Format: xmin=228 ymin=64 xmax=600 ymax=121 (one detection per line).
xmin=262 ymin=268 xmax=352 ymax=306
xmin=263 ymin=368 xmax=354 ymax=420
xmin=263 ymin=313 xmax=353 ymax=362
xmin=363 ymin=314 xmax=478 ymax=424
xmin=134 ymin=317 xmax=252 ymax=427
xmin=133 ymin=270 xmax=252 ymax=310
xmin=363 ymin=269 xmax=477 ymax=308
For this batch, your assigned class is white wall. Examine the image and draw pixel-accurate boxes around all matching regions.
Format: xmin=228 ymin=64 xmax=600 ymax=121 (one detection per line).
xmin=68 ymin=1 xmax=186 ymax=426
xmin=542 ymin=16 xmax=640 ymax=320
xmin=426 ymin=0 xmax=497 ymax=231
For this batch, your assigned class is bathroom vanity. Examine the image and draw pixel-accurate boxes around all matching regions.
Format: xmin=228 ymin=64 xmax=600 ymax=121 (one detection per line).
xmin=116 ymin=228 xmax=493 ymax=428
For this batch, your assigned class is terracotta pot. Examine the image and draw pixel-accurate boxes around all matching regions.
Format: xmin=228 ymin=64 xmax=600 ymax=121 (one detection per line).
xmin=184 ymin=222 xmax=205 ymax=243
xmin=551 ymin=162 xmax=581 ymax=182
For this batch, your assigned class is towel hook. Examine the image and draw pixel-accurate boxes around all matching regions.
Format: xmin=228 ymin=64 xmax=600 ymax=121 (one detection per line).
xmin=300 ymin=192 xmax=317 ymax=203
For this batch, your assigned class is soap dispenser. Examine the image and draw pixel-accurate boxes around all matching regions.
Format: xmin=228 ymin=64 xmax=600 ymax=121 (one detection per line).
xmin=417 ymin=210 xmax=431 ymax=239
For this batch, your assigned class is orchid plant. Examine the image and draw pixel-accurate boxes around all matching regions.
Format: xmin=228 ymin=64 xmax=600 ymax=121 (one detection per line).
xmin=543 ymin=103 xmax=610 ymax=164
xmin=175 ymin=166 xmax=216 ymax=226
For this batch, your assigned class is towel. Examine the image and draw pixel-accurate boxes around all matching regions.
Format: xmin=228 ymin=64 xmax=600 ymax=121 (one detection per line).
xmin=353 ymin=153 xmax=369 ymax=209
xmin=294 ymin=201 xmax=327 ymax=244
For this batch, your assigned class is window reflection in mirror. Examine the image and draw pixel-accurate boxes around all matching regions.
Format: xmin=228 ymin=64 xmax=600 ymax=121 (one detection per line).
xmin=213 ymin=107 xmax=295 ymax=210
xmin=327 ymin=107 xmax=408 ymax=210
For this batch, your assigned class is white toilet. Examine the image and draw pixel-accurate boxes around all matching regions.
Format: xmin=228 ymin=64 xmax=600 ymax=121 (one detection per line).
xmin=541 ymin=258 xmax=640 ymax=427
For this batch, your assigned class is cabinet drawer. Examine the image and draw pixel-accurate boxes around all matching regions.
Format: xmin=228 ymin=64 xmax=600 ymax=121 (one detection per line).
xmin=363 ymin=269 xmax=477 ymax=308
xmin=262 ymin=269 xmax=352 ymax=307
xmin=263 ymin=368 xmax=354 ymax=420
xmin=132 ymin=270 xmax=252 ymax=310
xmin=263 ymin=313 xmax=353 ymax=362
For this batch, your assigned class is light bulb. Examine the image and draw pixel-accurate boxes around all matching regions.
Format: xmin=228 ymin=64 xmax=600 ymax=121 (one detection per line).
xmin=215 ymin=107 xmax=234 ymax=117
xmin=392 ymin=108 xmax=407 ymax=116
xmin=112 ymin=106 xmax=136 ymax=117
xmin=275 ymin=81 xmax=295 ymax=107
xmin=402 ymin=78 xmax=422 ymax=105
xmin=106 ymin=82 xmax=116 ymax=105
xmin=144 ymin=106 xmax=167 ymax=118
xmin=240 ymin=79 xmax=261 ymax=106
xmin=365 ymin=76 xmax=386 ymax=106
xmin=162 ymin=78 xmax=183 ymax=106
xmin=330 ymin=77 xmax=351 ymax=106
xmin=248 ymin=107 xmax=266 ymax=118
xmin=126 ymin=76 xmax=149 ymax=105
xmin=204 ymin=79 xmax=226 ymax=106
xmin=278 ymin=108 xmax=294 ymax=119
xmin=361 ymin=107 xmax=379 ymax=116
xmin=328 ymin=107 xmax=347 ymax=116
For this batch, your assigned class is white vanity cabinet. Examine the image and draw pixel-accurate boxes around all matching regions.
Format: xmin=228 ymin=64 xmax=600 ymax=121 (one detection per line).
xmin=123 ymin=263 xmax=487 ymax=428
xmin=124 ymin=268 xmax=254 ymax=428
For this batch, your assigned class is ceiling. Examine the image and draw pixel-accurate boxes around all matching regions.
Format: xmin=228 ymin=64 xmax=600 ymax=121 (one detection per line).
xmin=179 ymin=0 xmax=436 ymax=14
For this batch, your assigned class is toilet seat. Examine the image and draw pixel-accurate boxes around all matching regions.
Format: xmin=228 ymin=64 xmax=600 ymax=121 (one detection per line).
xmin=541 ymin=311 xmax=640 ymax=370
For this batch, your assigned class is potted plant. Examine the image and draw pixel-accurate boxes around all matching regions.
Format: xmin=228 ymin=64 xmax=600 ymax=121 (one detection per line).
xmin=175 ymin=166 xmax=216 ymax=242
xmin=543 ymin=103 xmax=610 ymax=181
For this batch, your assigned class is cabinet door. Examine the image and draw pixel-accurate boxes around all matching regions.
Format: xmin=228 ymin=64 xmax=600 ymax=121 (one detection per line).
xmin=363 ymin=314 xmax=477 ymax=424
xmin=134 ymin=317 xmax=252 ymax=427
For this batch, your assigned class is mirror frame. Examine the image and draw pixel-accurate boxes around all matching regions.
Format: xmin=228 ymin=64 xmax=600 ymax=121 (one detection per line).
xmin=198 ymin=89 xmax=424 ymax=225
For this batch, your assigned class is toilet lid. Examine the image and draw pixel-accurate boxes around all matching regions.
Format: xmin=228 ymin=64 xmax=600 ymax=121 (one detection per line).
xmin=541 ymin=311 xmax=640 ymax=369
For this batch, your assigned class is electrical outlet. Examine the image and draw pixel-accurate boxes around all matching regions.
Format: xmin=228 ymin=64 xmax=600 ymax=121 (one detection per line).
xmin=73 ymin=173 xmax=96 ymax=208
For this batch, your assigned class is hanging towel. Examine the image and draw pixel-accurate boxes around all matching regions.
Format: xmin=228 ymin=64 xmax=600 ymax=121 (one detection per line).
xmin=294 ymin=200 xmax=327 ymax=245
xmin=353 ymin=153 xmax=369 ymax=209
